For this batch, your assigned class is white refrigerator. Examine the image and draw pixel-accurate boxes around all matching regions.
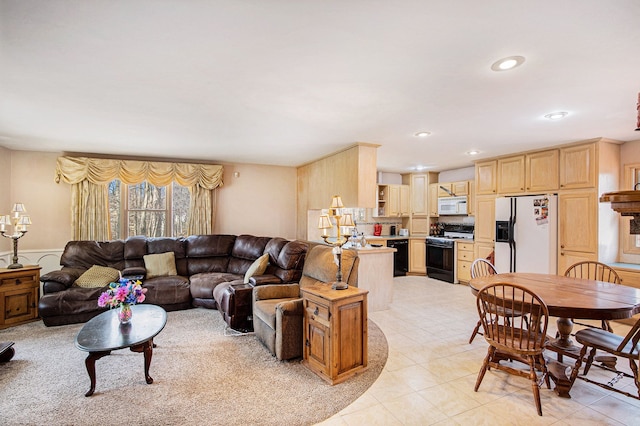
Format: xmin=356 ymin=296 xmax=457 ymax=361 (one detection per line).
xmin=494 ymin=195 xmax=558 ymax=274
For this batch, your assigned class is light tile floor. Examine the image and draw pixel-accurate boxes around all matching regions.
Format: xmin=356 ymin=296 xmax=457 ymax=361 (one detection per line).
xmin=318 ymin=275 xmax=640 ymax=425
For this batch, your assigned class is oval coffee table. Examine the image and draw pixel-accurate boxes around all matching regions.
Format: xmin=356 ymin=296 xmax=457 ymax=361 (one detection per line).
xmin=75 ymin=304 xmax=167 ymax=396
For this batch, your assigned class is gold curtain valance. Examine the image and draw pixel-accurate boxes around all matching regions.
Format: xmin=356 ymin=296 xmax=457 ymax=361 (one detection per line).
xmin=55 ymin=156 xmax=224 ymax=189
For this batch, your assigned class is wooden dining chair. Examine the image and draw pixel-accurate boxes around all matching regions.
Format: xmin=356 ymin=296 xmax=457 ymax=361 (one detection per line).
xmin=468 ymin=259 xmax=498 ymax=343
xmin=564 ymin=261 xmax=621 ymax=332
xmin=475 ymin=282 xmax=550 ymax=416
xmin=569 ymin=316 xmax=640 ymax=400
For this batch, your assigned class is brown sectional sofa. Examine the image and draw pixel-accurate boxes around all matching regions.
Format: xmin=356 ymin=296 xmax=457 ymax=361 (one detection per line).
xmin=39 ymin=234 xmax=308 ymax=327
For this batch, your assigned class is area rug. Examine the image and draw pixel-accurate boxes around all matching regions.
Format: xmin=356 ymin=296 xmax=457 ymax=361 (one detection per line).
xmin=0 ymin=307 xmax=387 ymax=426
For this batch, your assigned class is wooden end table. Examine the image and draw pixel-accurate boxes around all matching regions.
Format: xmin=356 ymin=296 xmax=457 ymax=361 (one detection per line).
xmin=75 ymin=304 xmax=167 ymax=396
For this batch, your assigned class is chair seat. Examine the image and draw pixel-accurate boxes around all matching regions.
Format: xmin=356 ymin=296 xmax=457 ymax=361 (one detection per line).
xmin=575 ymin=328 xmax=640 ymax=358
xmin=253 ymin=298 xmax=295 ymax=329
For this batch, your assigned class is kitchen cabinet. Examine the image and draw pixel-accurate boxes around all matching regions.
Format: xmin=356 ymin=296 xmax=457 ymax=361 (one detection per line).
xmin=474 ymin=242 xmax=495 ymax=264
xmin=475 ymin=160 xmax=497 ymax=195
xmin=374 ymin=185 xmax=388 ymax=217
xmin=386 ymin=184 xmax=410 ymax=217
xmin=456 ymin=241 xmax=475 ymax=283
xmin=452 ymin=181 xmax=469 ymax=196
xmin=558 ymin=190 xmax=598 ymax=271
xmin=497 ymin=155 xmax=526 ymax=194
xmin=496 ymin=150 xmax=559 ymax=194
xmin=428 ymin=183 xmax=439 ymax=217
xmin=474 ymin=195 xmax=496 ymax=243
xmin=467 ymin=181 xmax=475 ymax=216
xmin=526 ymin=149 xmax=559 ymax=192
xmin=559 ymin=143 xmax=596 ymax=189
xmin=302 ymin=284 xmax=368 ymax=385
xmin=0 ymin=266 xmax=41 ymax=329
xmin=409 ymin=238 xmax=426 ymax=274
xmin=410 ymin=173 xmax=428 ymax=215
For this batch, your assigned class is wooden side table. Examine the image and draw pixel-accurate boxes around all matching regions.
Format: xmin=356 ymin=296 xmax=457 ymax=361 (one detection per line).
xmin=0 ymin=265 xmax=41 ymax=329
xmin=301 ymin=284 xmax=368 ymax=385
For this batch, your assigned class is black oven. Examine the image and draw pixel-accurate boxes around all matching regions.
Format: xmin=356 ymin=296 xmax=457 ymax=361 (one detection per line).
xmin=426 ymin=237 xmax=455 ymax=283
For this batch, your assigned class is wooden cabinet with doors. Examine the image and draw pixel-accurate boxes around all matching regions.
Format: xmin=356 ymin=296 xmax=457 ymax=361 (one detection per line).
xmin=0 ymin=266 xmax=41 ymax=329
xmin=475 ymin=160 xmax=497 ymax=195
xmin=409 ymin=238 xmax=426 ymax=274
xmin=474 ymin=195 xmax=496 ymax=244
xmin=301 ymin=284 xmax=368 ymax=385
xmin=526 ymin=149 xmax=559 ymax=192
xmin=410 ymin=173 xmax=428 ymax=216
xmin=428 ymin=183 xmax=439 ymax=217
xmin=559 ymin=143 xmax=596 ymax=190
xmin=385 ymin=184 xmax=410 ymax=217
xmin=497 ymin=155 xmax=526 ymax=194
xmin=558 ymin=190 xmax=598 ymax=273
xmin=474 ymin=242 xmax=495 ymax=265
xmin=456 ymin=241 xmax=475 ymax=283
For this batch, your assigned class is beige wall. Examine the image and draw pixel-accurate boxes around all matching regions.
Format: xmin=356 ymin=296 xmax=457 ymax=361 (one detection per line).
xmin=0 ymin=150 xmax=298 ymax=253
xmin=216 ymin=163 xmax=297 ymax=240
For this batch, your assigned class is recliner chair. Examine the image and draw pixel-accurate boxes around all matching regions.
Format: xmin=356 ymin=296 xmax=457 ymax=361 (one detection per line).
xmin=252 ymin=244 xmax=359 ymax=360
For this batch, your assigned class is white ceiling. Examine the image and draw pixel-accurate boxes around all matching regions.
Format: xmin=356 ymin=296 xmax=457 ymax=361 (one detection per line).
xmin=1 ymin=0 xmax=640 ymax=173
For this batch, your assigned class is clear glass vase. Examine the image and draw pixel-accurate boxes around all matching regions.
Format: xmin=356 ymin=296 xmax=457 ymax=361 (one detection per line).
xmin=118 ymin=304 xmax=132 ymax=324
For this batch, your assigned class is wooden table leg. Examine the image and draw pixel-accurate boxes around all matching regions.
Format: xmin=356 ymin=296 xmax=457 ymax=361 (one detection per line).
xmin=84 ymin=351 xmax=111 ymax=397
xmin=130 ymin=339 xmax=154 ymax=384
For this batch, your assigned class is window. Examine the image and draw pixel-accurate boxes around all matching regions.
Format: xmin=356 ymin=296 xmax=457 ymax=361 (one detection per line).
xmin=108 ymin=180 xmax=190 ymax=239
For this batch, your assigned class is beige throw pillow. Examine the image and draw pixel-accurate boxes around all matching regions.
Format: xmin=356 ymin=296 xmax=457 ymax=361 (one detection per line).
xmin=144 ymin=252 xmax=177 ymax=279
xmin=75 ymin=265 xmax=121 ymax=288
xmin=244 ymin=253 xmax=269 ymax=283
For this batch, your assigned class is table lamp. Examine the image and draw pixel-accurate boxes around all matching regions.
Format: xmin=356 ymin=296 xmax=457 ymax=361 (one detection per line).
xmin=318 ymin=195 xmax=354 ymax=290
xmin=0 ymin=203 xmax=32 ymax=269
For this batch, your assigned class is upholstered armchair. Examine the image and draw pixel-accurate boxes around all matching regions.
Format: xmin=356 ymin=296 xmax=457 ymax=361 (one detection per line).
xmin=252 ymin=244 xmax=359 ymax=361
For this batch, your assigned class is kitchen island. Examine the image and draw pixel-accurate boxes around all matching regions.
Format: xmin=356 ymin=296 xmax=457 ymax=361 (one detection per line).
xmin=351 ymin=245 xmax=396 ymax=312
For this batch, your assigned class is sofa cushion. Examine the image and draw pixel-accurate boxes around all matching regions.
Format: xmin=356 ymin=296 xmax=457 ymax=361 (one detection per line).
xmin=60 ymin=240 xmax=126 ymax=270
xmin=142 ymin=275 xmax=191 ymax=306
xmin=144 ymin=252 xmax=177 ymax=279
xmin=244 ymin=253 xmax=269 ymax=283
xmin=227 ymin=235 xmax=271 ymax=275
xmin=185 ymin=235 xmax=236 ymax=275
xmin=74 ymin=265 xmax=120 ymax=288
xmin=190 ymin=272 xmax=242 ymax=299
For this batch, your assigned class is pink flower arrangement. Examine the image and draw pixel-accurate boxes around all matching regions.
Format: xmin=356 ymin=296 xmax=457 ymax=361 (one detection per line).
xmin=97 ymin=277 xmax=147 ymax=308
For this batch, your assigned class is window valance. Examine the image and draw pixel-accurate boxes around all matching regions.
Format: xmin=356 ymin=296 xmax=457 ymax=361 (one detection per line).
xmin=55 ymin=156 xmax=224 ymax=189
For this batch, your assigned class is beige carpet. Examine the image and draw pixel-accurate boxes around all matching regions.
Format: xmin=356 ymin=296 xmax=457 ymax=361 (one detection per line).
xmin=0 ymin=307 xmax=387 ymax=426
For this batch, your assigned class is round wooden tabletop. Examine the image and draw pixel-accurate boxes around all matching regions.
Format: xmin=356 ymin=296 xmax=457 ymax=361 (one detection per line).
xmin=469 ymin=272 xmax=640 ymax=321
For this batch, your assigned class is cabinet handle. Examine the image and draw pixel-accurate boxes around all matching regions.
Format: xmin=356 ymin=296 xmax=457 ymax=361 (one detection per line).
xmin=314 ymin=307 xmax=319 ymax=316
xmin=560 ymin=245 xmax=565 ymax=249
xmin=15 ymin=279 xmax=21 ymax=285
xmin=305 ymin=339 xmax=310 ymax=347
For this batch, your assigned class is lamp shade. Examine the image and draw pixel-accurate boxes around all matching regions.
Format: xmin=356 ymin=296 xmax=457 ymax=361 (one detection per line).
xmin=341 ymin=213 xmax=355 ymax=227
xmin=18 ymin=215 xmax=32 ymax=226
xmin=318 ymin=214 xmax=332 ymax=230
xmin=330 ymin=195 xmax=344 ymax=209
xmin=12 ymin=203 xmax=26 ymax=213
xmin=0 ymin=215 xmax=9 ymax=226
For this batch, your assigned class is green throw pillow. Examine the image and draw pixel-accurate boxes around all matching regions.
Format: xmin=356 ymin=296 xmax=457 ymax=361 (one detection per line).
xmin=144 ymin=252 xmax=177 ymax=279
xmin=244 ymin=253 xmax=269 ymax=283
xmin=74 ymin=265 xmax=120 ymax=288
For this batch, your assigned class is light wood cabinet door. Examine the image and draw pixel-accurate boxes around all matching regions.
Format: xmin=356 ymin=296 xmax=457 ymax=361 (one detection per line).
xmin=467 ymin=181 xmax=475 ymax=215
xmin=558 ymin=251 xmax=598 ymax=277
xmin=438 ymin=183 xmax=452 ymax=197
xmin=475 ymin=160 xmax=497 ymax=195
xmin=411 ymin=174 xmax=428 ymax=215
xmin=475 ymin=195 xmax=496 ymax=243
xmin=558 ymin=191 xmax=598 ymax=254
xmin=429 ymin=183 xmax=439 ymax=216
xmin=474 ymin=242 xmax=495 ymax=263
xmin=400 ymin=184 xmax=411 ymax=216
xmin=497 ymin=155 xmax=526 ymax=194
xmin=409 ymin=239 xmax=426 ymax=274
xmin=387 ymin=185 xmax=400 ymax=216
xmin=560 ymin=143 xmax=596 ymax=189
xmin=452 ymin=181 xmax=469 ymax=196
xmin=526 ymin=149 xmax=559 ymax=192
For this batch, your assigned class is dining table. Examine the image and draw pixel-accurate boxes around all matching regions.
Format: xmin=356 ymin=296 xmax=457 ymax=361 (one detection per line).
xmin=469 ymin=272 xmax=640 ymax=397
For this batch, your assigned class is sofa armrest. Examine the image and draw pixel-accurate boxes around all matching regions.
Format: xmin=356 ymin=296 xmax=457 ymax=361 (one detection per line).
xmin=40 ymin=268 xmax=83 ymax=288
xmin=253 ymin=283 xmax=300 ymax=301
xmin=249 ymin=274 xmax=282 ymax=286
xmin=276 ymin=298 xmax=304 ymax=317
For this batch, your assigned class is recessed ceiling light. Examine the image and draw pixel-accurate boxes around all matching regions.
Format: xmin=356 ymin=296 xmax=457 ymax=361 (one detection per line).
xmin=466 ymin=150 xmax=480 ymax=156
xmin=413 ymin=165 xmax=432 ymax=171
xmin=491 ymin=56 xmax=526 ymax=71
xmin=544 ymin=111 xmax=569 ymax=120
xmin=414 ymin=131 xmax=431 ymax=137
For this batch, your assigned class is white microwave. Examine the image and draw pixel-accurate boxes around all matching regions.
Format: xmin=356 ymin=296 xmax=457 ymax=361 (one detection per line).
xmin=438 ymin=196 xmax=468 ymax=215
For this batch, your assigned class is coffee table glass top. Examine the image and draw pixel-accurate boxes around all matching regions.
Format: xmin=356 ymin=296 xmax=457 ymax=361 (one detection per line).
xmin=75 ymin=304 xmax=167 ymax=352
